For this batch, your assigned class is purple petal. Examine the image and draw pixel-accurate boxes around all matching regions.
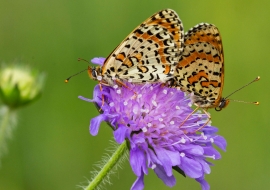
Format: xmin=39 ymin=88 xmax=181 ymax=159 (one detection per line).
xmin=196 ymin=176 xmax=210 ymax=190
xmin=113 ymin=124 xmax=128 ymax=143
xmin=78 ymin=96 xmax=95 ymax=102
xmin=90 ymin=114 xmax=106 ymax=136
xmin=148 ymin=148 xmax=162 ymax=166
xmin=203 ymin=146 xmax=221 ymax=160
xmin=130 ymin=147 xmax=146 ymax=176
xmin=154 ymin=164 xmax=176 ymax=187
xmin=180 ymin=156 xmax=202 ymax=178
xmin=202 ymin=126 xmax=218 ymax=134
xmin=91 ymin=57 xmax=106 ymax=65
xmin=155 ymin=148 xmax=174 ymax=176
xmin=197 ymin=159 xmax=211 ymax=174
xmin=165 ymin=149 xmax=181 ymax=166
xmin=181 ymin=145 xmax=204 ymax=156
xmin=213 ymin=136 xmax=227 ymax=151
xmin=131 ymin=174 xmax=144 ymax=190
xmin=131 ymin=133 xmax=146 ymax=145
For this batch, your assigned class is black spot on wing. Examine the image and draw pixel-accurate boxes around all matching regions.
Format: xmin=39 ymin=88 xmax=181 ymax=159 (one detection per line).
xmin=138 ymin=74 xmax=144 ymax=79
xmin=213 ymin=72 xmax=219 ymax=76
xmin=149 ymin=73 xmax=154 ymax=80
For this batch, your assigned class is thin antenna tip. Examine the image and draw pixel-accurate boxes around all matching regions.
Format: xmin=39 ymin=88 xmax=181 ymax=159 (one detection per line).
xmin=254 ymin=101 xmax=259 ymax=105
xmin=65 ymin=79 xmax=69 ymax=83
xmin=256 ymin=76 xmax=260 ymax=81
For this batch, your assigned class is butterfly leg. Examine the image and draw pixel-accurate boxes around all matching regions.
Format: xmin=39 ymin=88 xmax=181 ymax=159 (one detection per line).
xmin=179 ymin=106 xmax=200 ymax=128
xmin=192 ymin=109 xmax=211 ymax=133
xmin=115 ymin=79 xmax=138 ymax=98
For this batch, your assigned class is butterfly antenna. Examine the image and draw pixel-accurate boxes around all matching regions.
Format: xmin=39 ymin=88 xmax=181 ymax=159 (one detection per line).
xmin=78 ymin=58 xmax=90 ymax=63
xmin=65 ymin=58 xmax=90 ymax=83
xmin=65 ymin=69 xmax=88 ymax=83
xmin=224 ymin=76 xmax=260 ymax=99
xmin=229 ymin=99 xmax=259 ymax=105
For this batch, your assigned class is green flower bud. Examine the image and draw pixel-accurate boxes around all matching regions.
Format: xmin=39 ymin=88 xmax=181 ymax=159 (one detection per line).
xmin=0 ymin=64 xmax=45 ymax=108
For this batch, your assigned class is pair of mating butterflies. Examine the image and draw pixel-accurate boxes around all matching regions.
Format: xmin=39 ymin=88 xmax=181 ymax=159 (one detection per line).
xmin=87 ymin=9 xmax=257 ymax=112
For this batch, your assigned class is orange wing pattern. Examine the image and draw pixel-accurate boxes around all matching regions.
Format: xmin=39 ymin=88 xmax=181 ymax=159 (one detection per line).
xmin=173 ymin=23 xmax=224 ymax=108
xmin=99 ymin=9 xmax=184 ymax=86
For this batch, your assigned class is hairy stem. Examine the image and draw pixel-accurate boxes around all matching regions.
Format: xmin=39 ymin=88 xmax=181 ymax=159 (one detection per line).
xmin=84 ymin=141 xmax=128 ymax=190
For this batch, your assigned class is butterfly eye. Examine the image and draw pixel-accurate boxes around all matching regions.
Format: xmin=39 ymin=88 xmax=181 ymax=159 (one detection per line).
xmin=92 ymin=70 xmax=98 ymax=79
xmin=216 ymin=98 xmax=230 ymax=111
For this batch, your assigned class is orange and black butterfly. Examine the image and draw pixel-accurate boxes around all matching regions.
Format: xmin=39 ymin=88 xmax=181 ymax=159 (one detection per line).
xmin=86 ymin=9 xmax=184 ymax=87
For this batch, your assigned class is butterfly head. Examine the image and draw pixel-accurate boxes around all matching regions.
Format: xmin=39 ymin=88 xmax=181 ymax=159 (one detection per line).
xmin=88 ymin=66 xmax=102 ymax=81
xmin=215 ymin=98 xmax=230 ymax=111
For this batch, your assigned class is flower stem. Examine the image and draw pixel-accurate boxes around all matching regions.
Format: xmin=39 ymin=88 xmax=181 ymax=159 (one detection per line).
xmin=0 ymin=106 xmax=13 ymax=158
xmin=84 ymin=141 xmax=128 ymax=190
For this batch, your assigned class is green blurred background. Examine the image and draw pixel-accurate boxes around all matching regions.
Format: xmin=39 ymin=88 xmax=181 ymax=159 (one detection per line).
xmin=0 ymin=0 xmax=269 ymax=189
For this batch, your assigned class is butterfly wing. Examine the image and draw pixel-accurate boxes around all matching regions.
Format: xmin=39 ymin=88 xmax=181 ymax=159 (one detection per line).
xmin=174 ymin=23 xmax=224 ymax=108
xmin=102 ymin=9 xmax=184 ymax=83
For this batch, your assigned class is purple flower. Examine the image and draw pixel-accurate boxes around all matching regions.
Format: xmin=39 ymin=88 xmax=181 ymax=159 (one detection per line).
xmin=80 ymin=59 xmax=227 ymax=190
xmin=91 ymin=57 xmax=106 ymax=66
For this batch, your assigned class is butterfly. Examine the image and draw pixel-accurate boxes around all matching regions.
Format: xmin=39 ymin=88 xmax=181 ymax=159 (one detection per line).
xmin=173 ymin=23 xmax=225 ymax=110
xmin=87 ymin=9 xmax=184 ymax=87
xmin=170 ymin=23 xmax=259 ymax=130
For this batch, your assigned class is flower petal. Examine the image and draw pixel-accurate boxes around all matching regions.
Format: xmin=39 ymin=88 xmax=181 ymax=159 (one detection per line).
xmin=113 ymin=124 xmax=128 ymax=143
xmin=213 ymin=136 xmax=227 ymax=151
xmin=131 ymin=174 xmax=144 ymax=190
xmin=78 ymin=96 xmax=95 ymax=102
xmin=89 ymin=114 xmax=106 ymax=136
xmin=154 ymin=164 xmax=176 ymax=187
xmin=204 ymin=146 xmax=221 ymax=160
xmin=197 ymin=159 xmax=211 ymax=174
xmin=130 ymin=147 xmax=146 ymax=176
xmin=196 ymin=176 xmax=210 ymax=190
xmin=155 ymin=148 xmax=174 ymax=176
xmin=91 ymin=57 xmax=106 ymax=65
xmin=181 ymin=144 xmax=204 ymax=156
xmin=180 ymin=156 xmax=202 ymax=178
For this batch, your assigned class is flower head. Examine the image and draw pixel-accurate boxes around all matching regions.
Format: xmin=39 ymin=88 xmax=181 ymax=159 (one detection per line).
xmin=0 ymin=64 xmax=45 ymax=108
xmin=80 ymin=58 xmax=227 ymax=190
